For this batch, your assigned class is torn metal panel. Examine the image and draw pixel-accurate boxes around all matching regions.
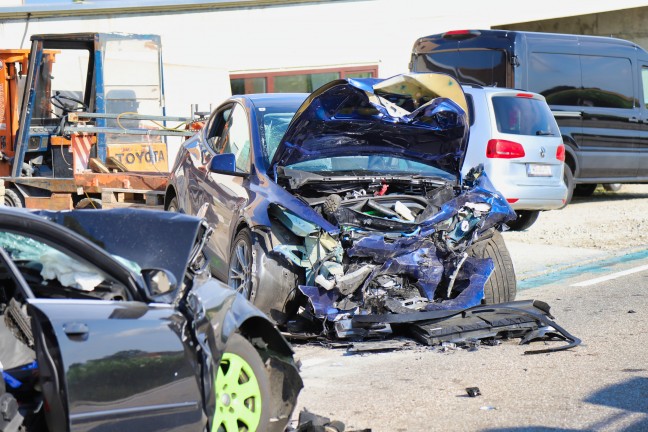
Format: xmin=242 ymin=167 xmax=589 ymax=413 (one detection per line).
xmin=403 ymin=300 xmax=581 ymax=354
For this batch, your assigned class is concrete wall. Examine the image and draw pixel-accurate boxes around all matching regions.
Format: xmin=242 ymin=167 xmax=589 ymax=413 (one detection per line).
xmin=495 ymin=5 xmax=648 ymax=51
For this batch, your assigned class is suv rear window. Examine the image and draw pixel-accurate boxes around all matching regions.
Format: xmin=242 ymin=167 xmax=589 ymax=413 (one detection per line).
xmin=492 ymin=96 xmax=559 ymax=136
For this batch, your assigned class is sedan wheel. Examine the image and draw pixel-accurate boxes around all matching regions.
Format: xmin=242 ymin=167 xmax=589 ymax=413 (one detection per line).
xmin=467 ymin=231 xmax=516 ymax=304
xmin=228 ymin=229 xmax=253 ymax=299
xmin=213 ymin=333 xmax=270 ymax=432
xmin=166 ymin=197 xmax=179 ymax=212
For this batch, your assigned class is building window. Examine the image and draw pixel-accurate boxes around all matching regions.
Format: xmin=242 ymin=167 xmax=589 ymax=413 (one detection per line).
xmin=230 ymin=66 xmax=378 ymax=95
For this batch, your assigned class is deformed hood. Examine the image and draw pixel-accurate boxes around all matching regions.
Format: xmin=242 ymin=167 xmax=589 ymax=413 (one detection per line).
xmin=270 ymin=73 xmax=470 ymax=175
xmin=35 ymin=208 xmax=205 ymax=285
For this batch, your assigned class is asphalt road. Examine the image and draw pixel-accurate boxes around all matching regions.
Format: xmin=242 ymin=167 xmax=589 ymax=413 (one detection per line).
xmin=290 ymin=229 xmax=648 ymax=431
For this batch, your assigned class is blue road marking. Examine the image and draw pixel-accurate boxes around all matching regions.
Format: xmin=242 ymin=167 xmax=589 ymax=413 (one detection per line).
xmin=518 ymin=248 xmax=648 ymax=290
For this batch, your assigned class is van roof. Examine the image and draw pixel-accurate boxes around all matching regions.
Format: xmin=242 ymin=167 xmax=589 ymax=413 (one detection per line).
xmin=412 ymin=29 xmax=640 ymax=54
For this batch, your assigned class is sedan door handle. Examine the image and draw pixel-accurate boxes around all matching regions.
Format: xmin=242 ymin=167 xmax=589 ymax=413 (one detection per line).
xmin=63 ymin=322 xmax=89 ymax=340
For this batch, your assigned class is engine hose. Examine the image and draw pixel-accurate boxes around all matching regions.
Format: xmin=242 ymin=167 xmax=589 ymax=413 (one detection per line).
xmin=366 ymin=199 xmax=401 ymax=218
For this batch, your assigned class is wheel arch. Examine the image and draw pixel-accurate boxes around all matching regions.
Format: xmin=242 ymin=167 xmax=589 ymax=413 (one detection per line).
xmin=164 ymin=186 xmax=177 ymax=210
xmin=562 ymin=138 xmax=578 ymax=179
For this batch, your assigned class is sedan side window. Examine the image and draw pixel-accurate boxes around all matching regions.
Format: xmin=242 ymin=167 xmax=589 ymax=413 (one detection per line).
xmin=216 ymin=105 xmax=252 ymax=173
xmin=205 ymin=106 xmax=232 ymax=152
xmin=0 ymin=231 xmax=131 ymax=301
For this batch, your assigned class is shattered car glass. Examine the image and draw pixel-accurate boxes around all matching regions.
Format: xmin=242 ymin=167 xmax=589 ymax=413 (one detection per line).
xmin=167 ymin=73 xmax=523 ymax=343
xmin=0 ymin=232 xmax=141 ymax=291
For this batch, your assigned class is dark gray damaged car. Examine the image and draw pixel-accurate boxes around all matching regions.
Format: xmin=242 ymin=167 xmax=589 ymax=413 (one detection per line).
xmin=165 ymin=73 xmax=522 ymax=335
xmin=0 ymin=208 xmax=301 ymax=432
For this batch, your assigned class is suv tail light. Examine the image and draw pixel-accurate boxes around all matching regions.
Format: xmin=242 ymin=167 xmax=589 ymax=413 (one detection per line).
xmin=486 ymin=139 xmax=525 ymax=159
xmin=556 ymin=144 xmax=565 ymax=162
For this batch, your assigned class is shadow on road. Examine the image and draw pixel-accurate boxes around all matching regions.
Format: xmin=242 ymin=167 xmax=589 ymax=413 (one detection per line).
xmin=482 ymin=377 xmax=648 ymax=432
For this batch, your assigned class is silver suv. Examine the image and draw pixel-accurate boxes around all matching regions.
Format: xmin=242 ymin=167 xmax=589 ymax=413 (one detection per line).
xmin=461 ymin=85 xmax=567 ymax=230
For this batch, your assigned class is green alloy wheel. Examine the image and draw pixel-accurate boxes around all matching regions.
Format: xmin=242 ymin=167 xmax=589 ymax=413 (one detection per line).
xmin=213 ymin=333 xmax=270 ymax=432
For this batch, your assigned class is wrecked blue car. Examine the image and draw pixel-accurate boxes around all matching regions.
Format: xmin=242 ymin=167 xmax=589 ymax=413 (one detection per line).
xmin=166 ymin=73 xmax=517 ymax=338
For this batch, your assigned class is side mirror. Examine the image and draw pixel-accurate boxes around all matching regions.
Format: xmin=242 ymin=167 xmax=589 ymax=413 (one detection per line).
xmin=209 ymin=153 xmax=236 ymax=173
xmin=141 ymin=268 xmax=178 ymax=300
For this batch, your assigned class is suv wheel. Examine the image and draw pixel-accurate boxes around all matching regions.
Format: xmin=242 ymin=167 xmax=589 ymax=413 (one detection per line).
xmin=560 ymin=164 xmax=575 ymax=208
xmin=467 ymin=231 xmax=516 ymax=303
xmin=506 ymin=210 xmax=539 ymax=231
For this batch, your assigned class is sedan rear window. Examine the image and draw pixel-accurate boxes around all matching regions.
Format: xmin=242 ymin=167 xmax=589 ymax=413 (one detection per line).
xmin=491 ymin=96 xmax=560 ymax=137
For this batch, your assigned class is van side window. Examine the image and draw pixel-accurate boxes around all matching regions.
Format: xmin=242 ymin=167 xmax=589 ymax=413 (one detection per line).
xmin=580 ymin=56 xmax=635 ymax=109
xmin=529 ymin=53 xmax=580 ymax=106
xmin=641 ymin=67 xmax=648 ymax=109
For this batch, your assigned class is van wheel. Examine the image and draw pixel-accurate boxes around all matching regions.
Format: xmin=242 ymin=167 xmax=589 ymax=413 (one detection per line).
xmin=603 ymin=183 xmax=622 ymax=192
xmin=560 ymin=165 xmax=574 ymax=208
xmin=574 ymin=184 xmax=597 ymax=197
xmin=467 ymin=231 xmax=516 ymax=304
xmin=506 ymin=210 xmax=539 ymax=231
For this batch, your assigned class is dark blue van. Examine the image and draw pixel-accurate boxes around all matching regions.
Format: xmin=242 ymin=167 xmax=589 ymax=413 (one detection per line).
xmin=410 ymin=29 xmax=648 ymax=204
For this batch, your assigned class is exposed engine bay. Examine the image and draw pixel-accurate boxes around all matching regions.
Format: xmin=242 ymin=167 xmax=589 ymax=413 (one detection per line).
xmin=266 ymin=167 xmax=517 ymax=340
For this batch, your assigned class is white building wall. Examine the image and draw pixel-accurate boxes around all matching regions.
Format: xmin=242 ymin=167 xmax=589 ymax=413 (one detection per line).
xmin=0 ymin=0 xmax=646 ymax=112
xmin=0 ymin=0 xmax=646 ymax=160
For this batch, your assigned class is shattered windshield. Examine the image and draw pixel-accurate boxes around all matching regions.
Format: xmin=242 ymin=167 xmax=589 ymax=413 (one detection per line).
xmin=261 ymin=111 xmax=296 ymax=164
xmin=0 ymin=232 xmax=138 ymax=293
xmin=286 ymin=155 xmax=457 ymax=180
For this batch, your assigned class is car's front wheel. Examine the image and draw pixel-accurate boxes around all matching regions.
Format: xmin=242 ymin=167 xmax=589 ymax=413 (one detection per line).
xmin=229 ymin=229 xmax=254 ymax=299
xmin=467 ymin=231 xmax=516 ymax=304
xmin=213 ymin=333 xmax=270 ymax=432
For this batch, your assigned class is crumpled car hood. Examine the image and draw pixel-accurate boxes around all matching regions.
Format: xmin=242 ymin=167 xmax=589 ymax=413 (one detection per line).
xmin=35 ymin=208 xmax=205 ymax=285
xmin=270 ymin=73 xmax=470 ymax=176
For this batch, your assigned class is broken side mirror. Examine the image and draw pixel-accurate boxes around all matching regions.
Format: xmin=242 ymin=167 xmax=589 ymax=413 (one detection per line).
xmin=141 ymin=268 xmax=177 ymax=301
xmin=209 ymin=153 xmax=236 ymax=174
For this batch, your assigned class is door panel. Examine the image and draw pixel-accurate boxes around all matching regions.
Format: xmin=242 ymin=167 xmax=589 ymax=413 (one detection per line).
xmin=636 ymin=64 xmax=648 ymax=178
xmin=29 ymin=299 xmax=204 ymax=432
xmin=198 ymin=104 xmax=252 ymax=280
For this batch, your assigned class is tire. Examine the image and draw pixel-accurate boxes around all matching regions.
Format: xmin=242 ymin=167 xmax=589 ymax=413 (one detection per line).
xmin=574 ymin=183 xmax=597 ymax=197
xmin=4 ymin=188 xmax=24 ymax=208
xmin=603 ymin=183 xmax=622 ymax=192
xmin=166 ymin=196 xmax=179 ymax=212
xmin=560 ymin=164 xmax=574 ymax=208
xmin=75 ymin=198 xmax=102 ymax=209
xmin=467 ymin=231 xmax=516 ymax=304
xmin=213 ymin=333 xmax=271 ymax=432
xmin=506 ymin=210 xmax=539 ymax=231
xmin=229 ymin=229 xmax=253 ymax=300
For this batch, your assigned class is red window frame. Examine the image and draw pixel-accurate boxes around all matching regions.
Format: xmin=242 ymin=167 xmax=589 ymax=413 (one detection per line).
xmin=230 ymin=65 xmax=379 ymax=93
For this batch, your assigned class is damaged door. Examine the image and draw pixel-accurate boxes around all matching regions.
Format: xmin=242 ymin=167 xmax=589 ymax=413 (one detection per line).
xmin=198 ymin=103 xmax=253 ymax=280
xmin=29 ymin=300 xmax=204 ymax=431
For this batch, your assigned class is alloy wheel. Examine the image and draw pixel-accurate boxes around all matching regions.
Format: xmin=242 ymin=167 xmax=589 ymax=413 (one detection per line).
xmin=228 ymin=239 xmax=252 ymax=299
xmin=213 ymin=352 xmax=263 ymax=432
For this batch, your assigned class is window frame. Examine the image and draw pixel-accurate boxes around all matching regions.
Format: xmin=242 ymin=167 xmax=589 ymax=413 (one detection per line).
xmin=230 ymin=65 xmax=379 ymax=94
